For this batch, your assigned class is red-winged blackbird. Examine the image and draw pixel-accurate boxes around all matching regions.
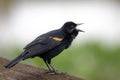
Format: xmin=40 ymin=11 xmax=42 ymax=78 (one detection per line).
xmin=4 ymin=21 xmax=84 ymax=73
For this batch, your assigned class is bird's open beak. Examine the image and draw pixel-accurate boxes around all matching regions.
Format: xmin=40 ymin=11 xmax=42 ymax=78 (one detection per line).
xmin=76 ymin=23 xmax=84 ymax=32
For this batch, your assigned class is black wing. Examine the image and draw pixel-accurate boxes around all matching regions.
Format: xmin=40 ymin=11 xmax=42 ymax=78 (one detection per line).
xmin=23 ymin=29 xmax=64 ymax=58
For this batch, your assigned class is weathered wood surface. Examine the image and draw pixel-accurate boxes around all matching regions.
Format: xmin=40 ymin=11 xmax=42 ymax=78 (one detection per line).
xmin=0 ymin=57 xmax=84 ymax=80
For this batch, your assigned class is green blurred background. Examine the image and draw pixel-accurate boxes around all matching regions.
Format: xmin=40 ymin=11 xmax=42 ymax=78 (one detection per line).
xmin=1 ymin=40 xmax=120 ymax=80
xmin=0 ymin=0 xmax=120 ymax=80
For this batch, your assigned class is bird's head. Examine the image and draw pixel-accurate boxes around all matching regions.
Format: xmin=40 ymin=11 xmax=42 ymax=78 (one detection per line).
xmin=61 ymin=21 xmax=84 ymax=34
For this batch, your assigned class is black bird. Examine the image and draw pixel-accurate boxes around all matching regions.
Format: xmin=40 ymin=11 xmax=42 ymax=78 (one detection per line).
xmin=4 ymin=21 xmax=84 ymax=73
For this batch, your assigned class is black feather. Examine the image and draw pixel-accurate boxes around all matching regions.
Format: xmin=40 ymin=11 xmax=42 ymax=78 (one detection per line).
xmin=4 ymin=52 xmax=26 ymax=68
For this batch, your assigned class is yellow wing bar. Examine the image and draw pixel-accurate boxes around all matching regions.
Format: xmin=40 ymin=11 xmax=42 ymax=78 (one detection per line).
xmin=49 ymin=36 xmax=63 ymax=41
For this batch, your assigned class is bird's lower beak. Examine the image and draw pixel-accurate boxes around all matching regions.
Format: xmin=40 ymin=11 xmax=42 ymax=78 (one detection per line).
xmin=77 ymin=23 xmax=84 ymax=25
xmin=77 ymin=29 xmax=85 ymax=32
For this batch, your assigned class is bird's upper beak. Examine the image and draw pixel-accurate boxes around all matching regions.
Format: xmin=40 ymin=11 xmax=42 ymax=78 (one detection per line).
xmin=76 ymin=23 xmax=84 ymax=32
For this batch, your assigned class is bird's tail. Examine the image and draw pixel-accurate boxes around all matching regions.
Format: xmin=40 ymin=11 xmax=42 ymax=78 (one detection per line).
xmin=4 ymin=52 xmax=26 ymax=69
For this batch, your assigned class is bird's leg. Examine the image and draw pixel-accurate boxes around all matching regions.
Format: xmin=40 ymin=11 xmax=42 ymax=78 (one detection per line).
xmin=43 ymin=59 xmax=52 ymax=72
xmin=48 ymin=63 xmax=56 ymax=72
xmin=44 ymin=59 xmax=66 ymax=75
xmin=44 ymin=59 xmax=57 ymax=74
xmin=48 ymin=63 xmax=66 ymax=75
xmin=47 ymin=60 xmax=66 ymax=75
xmin=47 ymin=59 xmax=56 ymax=72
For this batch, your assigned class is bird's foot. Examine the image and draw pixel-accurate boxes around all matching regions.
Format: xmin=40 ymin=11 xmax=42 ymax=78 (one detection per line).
xmin=45 ymin=70 xmax=66 ymax=75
